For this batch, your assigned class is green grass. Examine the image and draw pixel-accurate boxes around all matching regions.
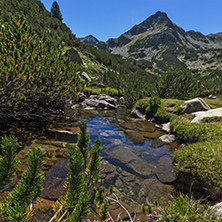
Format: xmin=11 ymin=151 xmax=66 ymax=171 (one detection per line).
xmin=84 ymin=87 xmax=119 ymax=97
xmin=201 ymin=116 xmax=222 ymax=123
xmin=173 ymin=138 xmax=222 ymax=193
xmin=170 ymin=96 xmax=222 ymax=196
xmin=170 ymin=116 xmax=222 ymax=142
xmin=162 ymin=193 xmax=219 ymax=221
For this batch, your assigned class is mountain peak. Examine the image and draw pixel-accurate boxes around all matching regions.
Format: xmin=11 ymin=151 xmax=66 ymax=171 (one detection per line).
xmin=124 ymin=11 xmax=173 ymax=37
xmin=80 ymin=35 xmax=100 ymax=46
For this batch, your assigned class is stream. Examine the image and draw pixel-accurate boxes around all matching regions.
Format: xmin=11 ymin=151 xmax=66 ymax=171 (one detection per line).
xmin=1 ymin=109 xmax=179 ymax=221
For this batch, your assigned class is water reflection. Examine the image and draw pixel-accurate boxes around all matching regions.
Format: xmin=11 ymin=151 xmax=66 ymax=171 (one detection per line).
xmin=77 ymin=109 xmax=178 ymax=209
xmin=8 ymin=109 xmax=179 ymax=220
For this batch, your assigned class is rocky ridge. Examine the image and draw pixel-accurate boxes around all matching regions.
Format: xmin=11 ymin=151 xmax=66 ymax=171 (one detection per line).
xmin=80 ymin=11 xmax=222 ymax=71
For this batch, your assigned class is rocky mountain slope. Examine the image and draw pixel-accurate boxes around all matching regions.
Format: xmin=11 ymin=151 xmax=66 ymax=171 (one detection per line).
xmin=81 ymin=11 xmax=222 ymax=72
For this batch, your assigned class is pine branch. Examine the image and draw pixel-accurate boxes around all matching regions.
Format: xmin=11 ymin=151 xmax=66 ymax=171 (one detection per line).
xmin=88 ymin=139 xmax=102 ymax=188
xmin=65 ymin=146 xmax=87 ymax=209
xmin=0 ymin=135 xmax=19 ymax=189
xmin=67 ymin=193 xmax=90 ymax=222
xmin=4 ymin=148 xmax=44 ymax=211
xmin=77 ymin=121 xmax=90 ymax=168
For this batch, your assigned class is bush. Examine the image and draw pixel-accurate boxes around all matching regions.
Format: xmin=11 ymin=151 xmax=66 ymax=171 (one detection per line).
xmin=145 ymin=96 xmax=161 ymax=119
xmin=155 ymin=68 xmax=202 ymax=99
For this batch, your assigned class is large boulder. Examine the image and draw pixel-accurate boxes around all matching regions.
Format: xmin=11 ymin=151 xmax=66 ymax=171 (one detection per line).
xmin=66 ymin=47 xmax=82 ymax=64
xmin=191 ymin=107 xmax=222 ymax=123
xmin=180 ymin=97 xmax=211 ymax=114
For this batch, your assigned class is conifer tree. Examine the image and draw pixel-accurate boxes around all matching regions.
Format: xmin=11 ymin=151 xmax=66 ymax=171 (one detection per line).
xmin=51 ymin=1 xmax=63 ymax=21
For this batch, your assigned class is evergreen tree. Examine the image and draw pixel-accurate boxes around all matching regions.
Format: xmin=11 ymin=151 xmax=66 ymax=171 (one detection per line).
xmin=51 ymin=1 xmax=63 ymax=21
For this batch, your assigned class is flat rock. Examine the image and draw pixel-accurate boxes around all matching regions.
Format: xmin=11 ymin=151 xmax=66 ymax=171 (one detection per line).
xmin=191 ymin=107 xmax=222 ymax=123
xmin=82 ymin=94 xmax=118 ymax=110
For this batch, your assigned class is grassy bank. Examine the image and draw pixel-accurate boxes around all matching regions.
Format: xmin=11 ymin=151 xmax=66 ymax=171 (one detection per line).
xmin=134 ymin=96 xmax=222 ymax=220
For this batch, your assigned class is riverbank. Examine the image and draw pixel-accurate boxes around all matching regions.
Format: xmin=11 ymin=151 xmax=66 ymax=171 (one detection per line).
xmin=134 ymin=96 xmax=222 ymax=220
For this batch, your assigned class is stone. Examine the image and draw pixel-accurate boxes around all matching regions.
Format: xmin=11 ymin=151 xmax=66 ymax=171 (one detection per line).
xmin=45 ymin=129 xmax=78 ymax=143
xmin=208 ymin=94 xmax=217 ymax=99
xmin=125 ymin=130 xmax=145 ymax=144
xmin=191 ymin=107 xmax=222 ymax=123
xmin=180 ymin=97 xmax=211 ymax=114
xmin=162 ymin=122 xmax=170 ymax=133
xmin=81 ymin=95 xmax=117 ymax=110
xmin=131 ymin=108 xmax=146 ymax=120
xmin=159 ymin=134 xmax=176 ymax=143
xmin=79 ymin=72 xmax=91 ymax=82
xmin=71 ymin=104 xmax=80 ymax=109
xmin=211 ymin=202 xmax=222 ymax=220
xmin=66 ymin=47 xmax=82 ymax=64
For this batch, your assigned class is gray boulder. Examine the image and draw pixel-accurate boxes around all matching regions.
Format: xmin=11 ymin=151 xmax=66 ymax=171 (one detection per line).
xmin=67 ymin=47 xmax=82 ymax=64
xmin=211 ymin=202 xmax=222 ymax=220
xmin=82 ymin=94 xmax=117 ymax=110
xmin=97 ymin=94 xmax=117 ymax=106
xmin=180 ymin=97 xmax=211 ymax=114
xmin=161 ymin=122 xmax=170 ymax=133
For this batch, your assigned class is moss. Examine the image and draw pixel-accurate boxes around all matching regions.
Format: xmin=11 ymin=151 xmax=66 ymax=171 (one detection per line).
xmin=153 ymin=106 xmax=171 ymax=123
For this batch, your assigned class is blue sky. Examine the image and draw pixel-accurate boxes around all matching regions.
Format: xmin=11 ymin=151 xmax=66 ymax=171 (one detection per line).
xmin=40 ymin=0 xmax=222 ymax=42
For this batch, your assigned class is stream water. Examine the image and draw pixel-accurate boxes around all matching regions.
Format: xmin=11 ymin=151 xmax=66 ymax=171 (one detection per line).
xmin=1 ymin=109 xmax=179 ymax=221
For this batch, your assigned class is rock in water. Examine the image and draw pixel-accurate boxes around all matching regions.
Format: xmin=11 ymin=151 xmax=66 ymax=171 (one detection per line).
xmin=131 ymin=108 xmax=146 ymax=120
